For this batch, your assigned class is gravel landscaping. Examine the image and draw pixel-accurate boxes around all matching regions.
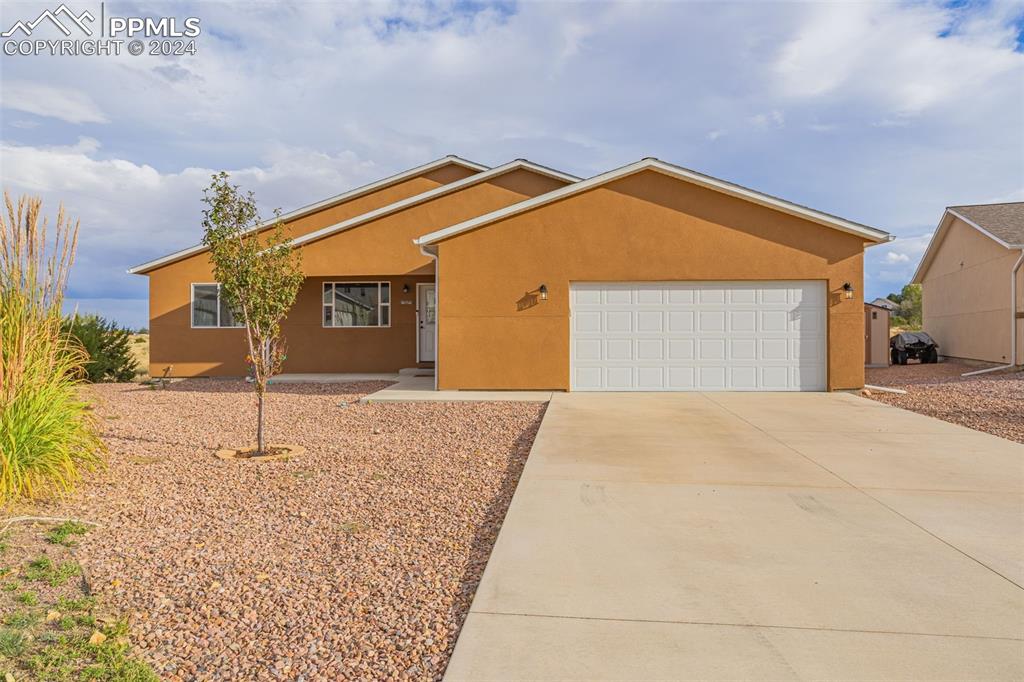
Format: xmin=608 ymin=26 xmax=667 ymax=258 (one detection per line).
xmin=866 ymin=361 xmax=1024 ymax=444
xmin=37 ymin=380 xmax=545 ymax=680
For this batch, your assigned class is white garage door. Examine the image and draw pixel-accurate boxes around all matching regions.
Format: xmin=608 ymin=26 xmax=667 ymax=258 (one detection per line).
xmin=571 ymin=281 xmax=827 ymax=391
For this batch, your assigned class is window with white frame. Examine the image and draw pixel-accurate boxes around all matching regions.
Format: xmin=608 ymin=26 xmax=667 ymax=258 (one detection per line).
xmin=191 ymin=284 xmax=243 ymax=328
xmin=323 ymin=282 xmax=390 ymax=327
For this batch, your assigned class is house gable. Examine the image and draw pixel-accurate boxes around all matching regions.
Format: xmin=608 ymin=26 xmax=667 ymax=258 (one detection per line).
xmin=129 ymin=156 xmax=486 ymax=275
xmin=416 ymin=158 xmax=890 ymax=246
xmin=913 ymin=208 xmax=1022 ymax=284
xmin=295 ymin=166 xmax=574 ymax=277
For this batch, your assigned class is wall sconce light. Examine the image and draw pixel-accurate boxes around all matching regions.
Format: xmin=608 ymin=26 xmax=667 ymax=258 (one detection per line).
xmin=842 ymin=282 xmax=854 ymax=300
xmin=539 ymin=284 xmax=548 ymax=301
xmin=402 ymin=284 xmax=410 ymax=294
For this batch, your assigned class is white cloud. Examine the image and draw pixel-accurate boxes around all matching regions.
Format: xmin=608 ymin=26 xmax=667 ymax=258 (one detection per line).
xmin=0 ymin=82 xmax=108 ymax=124
xmin=0 ymin=1 xmax=1021 ymax=324
xmin=772 ymin=2 xmax=1020 ymax=115
xmin=750 ymin=110 xmax=785 ymax=128
xmin=0 ymin=137 xmax=384 ymax=314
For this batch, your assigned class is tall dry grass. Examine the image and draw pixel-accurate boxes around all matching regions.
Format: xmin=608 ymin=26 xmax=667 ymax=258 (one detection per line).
xmin=0 ymin=193 xmax=103 ymax=502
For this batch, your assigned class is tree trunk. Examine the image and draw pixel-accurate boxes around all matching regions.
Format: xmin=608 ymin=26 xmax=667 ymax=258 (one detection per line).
xmin=256 ymin=391 xmax=265 ymax=454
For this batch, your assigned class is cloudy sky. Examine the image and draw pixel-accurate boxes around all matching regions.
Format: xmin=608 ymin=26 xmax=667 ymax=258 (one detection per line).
xmin=1 ymin=0 xmax=1022 ymax=329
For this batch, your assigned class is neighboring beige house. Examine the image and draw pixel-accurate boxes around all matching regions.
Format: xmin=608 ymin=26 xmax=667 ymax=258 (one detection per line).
xmin=869 ymin=297 xmax=897 ymax=311
xmin=864 ymin=302 xmax=891 ymax=367
xmin=912 ymin=203 xmax=1024 ymax=365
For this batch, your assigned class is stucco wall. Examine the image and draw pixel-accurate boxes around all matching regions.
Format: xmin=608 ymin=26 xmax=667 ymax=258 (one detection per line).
xmin=920 ymin=216 xmax=1021 ymax=363
xmin=865 ymin=305 xmax=890 ymax=366
xmin=145 ymin=167 xmax=569 ymax=376
xmin=434 ymin=169 xmax=869 ymax=391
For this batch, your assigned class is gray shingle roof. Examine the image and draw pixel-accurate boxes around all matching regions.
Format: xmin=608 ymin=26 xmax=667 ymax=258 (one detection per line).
xmin=949 ymin=202 xmax=1024 ymax=246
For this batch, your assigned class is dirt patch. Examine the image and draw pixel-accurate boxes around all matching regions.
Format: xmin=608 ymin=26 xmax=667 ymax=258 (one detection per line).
xmin=31 ymin=379 xmax=545 ymax=680
xmin=866 ymin=361 xmax=1024 ymax=444
xmin=0 ymin=519 xmax=156 ymax=679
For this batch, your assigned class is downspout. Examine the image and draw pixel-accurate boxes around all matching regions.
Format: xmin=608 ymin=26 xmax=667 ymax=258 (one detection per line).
xmin=962 ymin=248 xmax=1024 ymax=376
xmin=419 ymin=244 xmax=439 ymax=391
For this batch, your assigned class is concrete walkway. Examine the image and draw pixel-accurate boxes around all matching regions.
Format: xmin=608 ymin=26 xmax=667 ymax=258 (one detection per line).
xmin=360 ymin=376 xmax=553 ymax=402
xmin=445 ymin=392 xmax=1024 ymax=680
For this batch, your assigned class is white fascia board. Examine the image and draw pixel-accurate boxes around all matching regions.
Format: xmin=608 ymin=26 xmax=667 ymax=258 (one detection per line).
xmin=127 ymin=155 xmax=489 ymax=274
xmin=414 ymin=158 xmax=892 ymax=246
xmin=912 ymin=208 xmax=1023 ymax=284
xmin=280 ymin=160 xmax=580 ymax=250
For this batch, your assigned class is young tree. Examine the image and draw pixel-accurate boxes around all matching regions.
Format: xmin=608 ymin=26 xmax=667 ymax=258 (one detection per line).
xmin=201 ymin=172 xmax=303 ymax=455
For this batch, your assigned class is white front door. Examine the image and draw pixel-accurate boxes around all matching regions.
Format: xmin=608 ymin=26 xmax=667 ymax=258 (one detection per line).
xmin=570 ymin=281 xmax=827 ymax=391
xmin=417 ymin=284 xmax=436 ymax=362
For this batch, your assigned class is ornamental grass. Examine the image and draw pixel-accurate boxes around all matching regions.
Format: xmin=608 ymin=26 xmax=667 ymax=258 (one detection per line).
xmin=0 ymin=193 xmax=103 ymax=502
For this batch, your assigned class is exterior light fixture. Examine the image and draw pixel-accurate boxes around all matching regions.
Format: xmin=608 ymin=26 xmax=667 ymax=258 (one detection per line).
xmin=842 ymin=282 xmax=854 ymax=300
xmin=402 ymin=284 xmax=410 ymax=294
xmin=539 ymin=284 xmax=548 ymax=301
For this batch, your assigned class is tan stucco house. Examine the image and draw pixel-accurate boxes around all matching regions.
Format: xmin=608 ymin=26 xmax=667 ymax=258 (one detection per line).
xmin=130 ymin=155 xmax=892 ymax=391
xmin=912 ymin=203 xmax=1024 ymax=366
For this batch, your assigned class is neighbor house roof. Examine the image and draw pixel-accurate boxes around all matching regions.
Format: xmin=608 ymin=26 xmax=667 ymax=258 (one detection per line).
xmin=414 ymin=157 xmax=892 ymax=246
xmin=280 ymin=159 xmax=580 ymax=250
xmin=127 ymin=155 xmax=489 ymax=274
xmin=912 ymin=203 xmax=1024 ymax=283
xmin=947 ymin=203 xmax=1024 ymax=247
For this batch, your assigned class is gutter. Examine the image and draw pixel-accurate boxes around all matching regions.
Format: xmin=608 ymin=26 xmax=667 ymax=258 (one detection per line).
xmin=962 ymin=248 xmax=1024 ymax=377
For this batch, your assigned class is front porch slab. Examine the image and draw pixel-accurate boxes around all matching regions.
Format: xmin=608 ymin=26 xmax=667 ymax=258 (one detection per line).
xmin=360 ymin=376 xmax=553 ymax=402
xmin=269 ymin=373 xmax=402 ymax=383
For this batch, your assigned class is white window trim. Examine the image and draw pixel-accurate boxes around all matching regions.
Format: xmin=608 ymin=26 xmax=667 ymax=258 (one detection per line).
xmin=322 ymin=281 xmax=392 ymax=329
xmin=190 ymin=283 xmax=243 ymax=329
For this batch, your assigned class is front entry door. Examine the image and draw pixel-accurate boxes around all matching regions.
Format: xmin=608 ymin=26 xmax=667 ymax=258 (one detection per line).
xmin=417 ymin=284 xmax=436 ymax=362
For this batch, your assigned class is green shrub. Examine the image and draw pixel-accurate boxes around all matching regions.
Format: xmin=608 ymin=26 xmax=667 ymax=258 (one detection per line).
xmin=0 ymin=194 xmax=104 ymax=503
xmin=64 ymin=315 xmax=139 ymax=382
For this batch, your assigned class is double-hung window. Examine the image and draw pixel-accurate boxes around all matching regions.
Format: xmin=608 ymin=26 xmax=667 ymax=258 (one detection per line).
xmin=191 ymin=284 xmax=242 ymax=328
xmin=323 ymin=282 xmax=390 ymax=328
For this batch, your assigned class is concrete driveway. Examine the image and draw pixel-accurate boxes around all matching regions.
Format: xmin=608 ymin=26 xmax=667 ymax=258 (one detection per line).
xmin=445 ymin=392 xmax=1024 ymax=681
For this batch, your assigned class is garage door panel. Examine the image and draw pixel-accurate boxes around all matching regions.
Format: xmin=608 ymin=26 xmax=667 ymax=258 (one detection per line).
xmin=730 ymin=366 xmax=758 ymax=389
xmin=637 ymin=367 xmax=664 ymax=389
xmin=605 ymin=288 xmax=632 ymax=304
xmin=574 ymin=311 xmax=602 ymax=333
xmin=731 ymin=339 xmax=757 ymax=360
xmin=761 ymin=366 xmax=790 ymax=390
xmin=668 ymin=367 xmax=695 ymax=388
xmin=636 ymin=339 xmax=664 ymax=360
xmin=599 ymin=339 xmax=628 ymax=361
xmin=668 ymin=339 xmax=695 ymax=360
xmin=637 ymin=311 xmax=664 ymax=332
xmin=668 ymin=311 xmax=694 ymax=332
xmin=571 ymin=281 xmax=826 ymax=392
xmin=606 ymin=311 xmax=632 ymax=332
xmin=730 ymin=310 xmax=757 ymax=332
xmin=699 ymin=311 xmax=726 ymax=332
xmin=574 ymin=338 xmax=602 ymax=361
xmin=667 ymin=289 xmax=695 ymax=305
xmin=607 ymin=367 xmax=633 ymax=389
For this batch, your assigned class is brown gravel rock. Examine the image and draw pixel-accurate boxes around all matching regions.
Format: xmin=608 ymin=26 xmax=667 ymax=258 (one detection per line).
xmin=866 ymin=361 xmax=1024 ymax=443
xmin=39 ymin=380 xmax=545 ymax=681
